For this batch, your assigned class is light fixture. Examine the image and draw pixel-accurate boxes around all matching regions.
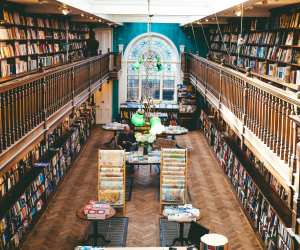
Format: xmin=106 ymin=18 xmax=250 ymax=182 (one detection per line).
xmin=205 ymin=19 xmax=209 ymax=22
xmin=80 ymin=13 xmax=85 ymax=17
xmin=98 ymin=19 xmax=102 ymax=23
xmin=61 ymin=7 xmax=70 ymax=15
xmin=89 ymin=16 xmax=94 ymax=20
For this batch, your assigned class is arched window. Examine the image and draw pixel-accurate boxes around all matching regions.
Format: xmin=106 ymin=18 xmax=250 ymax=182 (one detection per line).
xmin=124 ymin=33 xmax=180 ymax=103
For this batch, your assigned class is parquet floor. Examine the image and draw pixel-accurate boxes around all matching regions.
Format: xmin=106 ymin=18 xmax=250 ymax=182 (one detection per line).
xmin=21 ymin=127 xmax=262 ymax=250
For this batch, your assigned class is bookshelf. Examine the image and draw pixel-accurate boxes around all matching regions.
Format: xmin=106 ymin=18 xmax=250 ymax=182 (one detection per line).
xmin=199 ymin=108 xmax=294 ymax=250
xmin=208 ymin=6 xmax=300 ymax=90
xmin=160 ymin=148 xmax=188 ymax=213
xmin=0 ymin=6 xmax=90 ymax=82
xmin=98 ymin=150 xmax=126 ymax=215
xmin=177 ymin=83 xmax=197 ymax=130
xmin=0 ymin=103 xmax=95 ymax=249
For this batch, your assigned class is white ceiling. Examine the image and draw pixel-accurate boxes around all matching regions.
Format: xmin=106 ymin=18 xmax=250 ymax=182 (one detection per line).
xmin=57 ymin=0 xmax=248 ymax=24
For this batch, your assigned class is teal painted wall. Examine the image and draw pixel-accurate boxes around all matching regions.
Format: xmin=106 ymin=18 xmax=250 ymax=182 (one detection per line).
xmin=113 ymin=23 xmax=209 ymax=57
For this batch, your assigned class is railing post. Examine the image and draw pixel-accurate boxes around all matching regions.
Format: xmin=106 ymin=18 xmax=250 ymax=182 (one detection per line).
xmin=72 ymin=66 xmax=75 ymax=108
xmin=0 ymin=93 xmax=3 ymax=153
xmin=42 ymin=76 xmax=47 ymax=129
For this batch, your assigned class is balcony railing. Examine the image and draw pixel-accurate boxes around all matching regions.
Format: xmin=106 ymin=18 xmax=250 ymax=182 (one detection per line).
xmin=182 ymin=53 xmax=300 ymax=215
xmin=0 ymin=52 xmax=122 ymax=169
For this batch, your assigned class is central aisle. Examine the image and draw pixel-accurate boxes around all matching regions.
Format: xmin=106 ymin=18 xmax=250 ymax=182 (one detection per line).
xmin=21 ymin=127 xmax=262 ymax=250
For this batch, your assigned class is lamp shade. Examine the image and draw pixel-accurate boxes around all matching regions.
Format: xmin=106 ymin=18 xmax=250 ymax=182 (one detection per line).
xmin=150 ymin=116 xmax=164 ymax=135
xmin=131 ymin=112 xmax=145 ymax=127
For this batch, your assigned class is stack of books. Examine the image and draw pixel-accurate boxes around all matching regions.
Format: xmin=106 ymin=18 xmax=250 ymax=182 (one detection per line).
xmin=83 ymin=201 xmax=112 ymax=220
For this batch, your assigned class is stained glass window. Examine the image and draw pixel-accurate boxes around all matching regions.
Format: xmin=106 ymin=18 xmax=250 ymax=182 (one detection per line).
xmin=126 ymin=34 xmax=179 ymax=102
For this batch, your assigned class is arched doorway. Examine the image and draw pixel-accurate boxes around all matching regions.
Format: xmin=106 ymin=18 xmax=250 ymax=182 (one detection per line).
xmin=120 ymin=32 xmax=181 ymax=104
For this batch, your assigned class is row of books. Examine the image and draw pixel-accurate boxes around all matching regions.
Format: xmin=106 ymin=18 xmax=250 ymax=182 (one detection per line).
xmin=0 ymin=106 xmax=95 ymax=249
xmin=0 ymin=27 xmax=90 ymax=41
xmin=0 ymin=40 xmax=85 ymax=60
xmin=217 ymin=54 xmax=300 ymax=84
xmin=3 ymin=9 xmax=90 ymax=32
xmin=200 ymin=109 xmax=293 ymax=250
xmin=274 ymin=12 xmax=300 ymax=29
xmin=211 ymin=43 xmax=300 ymax=65
xmin=210 ymin=31 xmax=299 ymax=47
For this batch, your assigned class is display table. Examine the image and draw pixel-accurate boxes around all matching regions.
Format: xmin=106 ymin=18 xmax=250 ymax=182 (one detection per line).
xmin=102 ymin=122 xmax=127 ymax=132
xmin=163 ymin=205 xmax=200 ymax=246
xmin=200 ymin=233 xmax=228 ymax=250
xmin=76 ymin=206 xmax=116 ymax=246
xmin=126 ymin=150 xmax=161 ymax=166
xmin=163 ymin=126 xmax=188 ymax=140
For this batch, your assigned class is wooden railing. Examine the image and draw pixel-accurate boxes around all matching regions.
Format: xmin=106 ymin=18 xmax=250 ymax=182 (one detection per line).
xmin=182 ymin=52 xmax=300 ymax=226
xmin=0 ymin=53 xmax=110 ymax=157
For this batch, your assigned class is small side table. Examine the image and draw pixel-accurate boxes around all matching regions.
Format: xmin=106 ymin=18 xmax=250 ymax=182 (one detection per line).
xmin=200 ymin=233 xmax=229 ymax=250
xmin=76 ymin=206 xmax=116 ymax=246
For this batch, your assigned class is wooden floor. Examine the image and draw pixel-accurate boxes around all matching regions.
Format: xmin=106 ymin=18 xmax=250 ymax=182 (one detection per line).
xmin=21 ymin=127 xmax=262 ymax=250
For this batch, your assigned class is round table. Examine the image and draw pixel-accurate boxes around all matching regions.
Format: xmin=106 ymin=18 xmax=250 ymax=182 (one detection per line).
xmin=76 ymin=206 xmax=116 ymax=246
xmin=200 ymin=233 xmax=229 ymax=250
xmin=163 ymin=126 xmax=188 ymax=140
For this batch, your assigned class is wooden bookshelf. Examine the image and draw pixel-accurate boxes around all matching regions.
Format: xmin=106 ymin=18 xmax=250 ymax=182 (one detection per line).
xmin=199 ymin=108 xmax=294 ymax=250
xmin=208 ymin=4 xmax=300 ymax=90
xmin=0 ymin=4 xmax=90 ymax=81
xmin=0 ymin=105 xmax=95 ymax=249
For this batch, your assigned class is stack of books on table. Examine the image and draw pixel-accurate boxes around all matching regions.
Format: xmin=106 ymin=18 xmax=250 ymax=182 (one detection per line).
xmin=83 ymin=201 xmax=112 ymax=220
xmin=163 ymin=204 xmax=200 ymax=222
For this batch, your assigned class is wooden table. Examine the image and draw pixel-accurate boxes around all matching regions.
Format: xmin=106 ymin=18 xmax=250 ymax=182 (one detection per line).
xmin=163 ymin=126 xmax=188 ymax=140
xmin=126 ymin=151 xmax=161 ymax=167
xmin=76 ymin=206 xmax=116 ymax=246
xmin=164 ymin=210 xmax=201 ymax=246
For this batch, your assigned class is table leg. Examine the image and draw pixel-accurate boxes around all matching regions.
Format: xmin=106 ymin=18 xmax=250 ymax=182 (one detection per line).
xmin=93 ymin=221 xmax=98 ymax=246
xmin=170 ymin=222 xmax=190 ymax=246
xmin=179 ymin=223 xmax=184 ymax=246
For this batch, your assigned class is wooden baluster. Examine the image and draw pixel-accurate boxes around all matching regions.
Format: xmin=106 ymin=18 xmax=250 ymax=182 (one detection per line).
xmin=269 ymin=96 xmax=275 ymax=150
xmin=0 ymin=93 xmax=4 ymax=152
xmin=20 ymin=86 xmax=25 ymax=136
xmin=50 ymin=76 xmax=54 ymax=115
xmin=271 ymin=97 xmax=277 ymax=151
xmin=277 ymin=100 xmax=287 ymax=160
xmin=38 ymin=80 xmax=42 ymax=124
xmin=288 ymin=106 xmax=297 ymax=169
xmin=254 ymin=87 xmax=259 ymax=136
xmin=14 ymin=88 xmax=19 ymax=142
xmin=5 ymin=91 xmax=11 ymax=147
xmin=17 ymin=87 xmax=22 ymax=138
xmin=283 ymin=103 xmax=291 ymax=163
xmin=258 ymin=89 xmax=264 ymax=139
xmin=247 ymin=86 xmax=253 ymax=129
xmin=33 ymin=82 xmax=37 ymax=127
xmin=265 ymin=93 xmax=272 ymax=147
xmin=275 ymin=98 xmax=282 ymax=155
xmin=262 ymin=91 xmax=268 ymax=143
xmin=11 ymin=89 xmax=17 ymax=144
xmin=29 ymin=83 xmax=34 ymax=130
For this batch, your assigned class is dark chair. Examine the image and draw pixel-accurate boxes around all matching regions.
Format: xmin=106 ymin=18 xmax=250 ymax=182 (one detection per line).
xmin=187 ymin=221 xmax=209 ymax=249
